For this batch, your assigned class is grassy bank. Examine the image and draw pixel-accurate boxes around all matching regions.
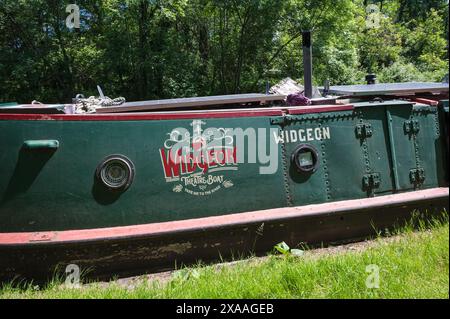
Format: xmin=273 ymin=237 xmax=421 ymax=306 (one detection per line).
xmin=1 ymin=218 xmax=449 ymax=299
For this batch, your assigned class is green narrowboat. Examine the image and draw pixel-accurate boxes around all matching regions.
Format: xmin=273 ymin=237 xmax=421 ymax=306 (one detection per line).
xmin=0 ymin=81 xmax=448 ymax=281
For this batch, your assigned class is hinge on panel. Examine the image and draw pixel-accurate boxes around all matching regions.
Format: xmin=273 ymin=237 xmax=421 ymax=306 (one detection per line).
xmin=404 ymin=119 xmax=420 ymax=135
xmin=362 ymin=173 xmax=381 ymax=193
xmin=355 ymin=123 xmax=373 ymax=139
xmin=270 ymin=116 xmax=286 ymax=126
xmin=409 ymin=168 xmax=425 ymax=185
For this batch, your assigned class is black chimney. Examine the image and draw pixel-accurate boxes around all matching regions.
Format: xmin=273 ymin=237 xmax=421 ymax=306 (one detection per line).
xmin=366 ymin=74 xmax=377 ymax=85
xmin=302 ymin=31 xmax=313 ymax=98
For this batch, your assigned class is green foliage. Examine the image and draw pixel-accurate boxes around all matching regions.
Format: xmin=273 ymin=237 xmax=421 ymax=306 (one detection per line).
xmin=404 ymin=9 xmax=448 ymax=72
xmin=377 ymin=60 xmax=425 ymax=83
xmin=358 ymin=15 xmax=404 ymax=72
xmin=0 ymin=0 xmax=448 ymax=103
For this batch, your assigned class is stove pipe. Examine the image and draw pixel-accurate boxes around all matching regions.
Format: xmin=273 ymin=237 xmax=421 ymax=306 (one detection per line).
xmin=302 ymin=31 xmax=313 ymax=98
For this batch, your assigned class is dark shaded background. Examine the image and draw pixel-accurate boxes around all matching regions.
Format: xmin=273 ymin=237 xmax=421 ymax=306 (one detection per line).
xmin=0 ymin=0 xmax=448 ymax=104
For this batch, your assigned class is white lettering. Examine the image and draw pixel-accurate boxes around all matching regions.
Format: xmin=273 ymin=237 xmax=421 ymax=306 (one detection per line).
xmin=290 ymin=130 xmax=298 ymax=143
xmin=299 ymin=129 xmax=306 ymax=142
xmin=306 ymin=128 xmax=313 ymax=141
xmin=273 ymin=127 xmax=331 ymax=144
xmin=322 ymin=127 xmax=331 ymax=140
xmin=273 ymin=131 xmax=284 ymax=144
xmin=314 ymin=128 xmax=322 ymax=140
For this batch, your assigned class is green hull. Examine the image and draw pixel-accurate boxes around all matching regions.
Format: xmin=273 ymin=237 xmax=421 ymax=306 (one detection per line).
xmin=0 ymin=100 xmax=447 ymax=232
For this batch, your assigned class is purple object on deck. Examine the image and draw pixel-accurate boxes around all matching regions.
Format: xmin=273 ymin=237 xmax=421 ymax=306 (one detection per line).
xmin=287 ymin=92 xmax=311 ymax=106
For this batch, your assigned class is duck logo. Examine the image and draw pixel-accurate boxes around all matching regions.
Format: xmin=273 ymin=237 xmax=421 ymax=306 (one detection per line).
xmin=159 ymin=120 xmax=238 ymax=196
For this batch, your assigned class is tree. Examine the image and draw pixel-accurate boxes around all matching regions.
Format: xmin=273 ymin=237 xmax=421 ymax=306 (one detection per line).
xmin=0 ymin=0 xmax=448 ymax=104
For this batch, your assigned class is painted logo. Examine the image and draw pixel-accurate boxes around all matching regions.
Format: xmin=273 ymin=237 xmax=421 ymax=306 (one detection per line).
xmin=160 ymin=120 xmax=238 ymax=196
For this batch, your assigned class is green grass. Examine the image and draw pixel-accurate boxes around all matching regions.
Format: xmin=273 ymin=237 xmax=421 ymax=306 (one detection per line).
xmin=1 ymin=217 xmax=449 ymax=299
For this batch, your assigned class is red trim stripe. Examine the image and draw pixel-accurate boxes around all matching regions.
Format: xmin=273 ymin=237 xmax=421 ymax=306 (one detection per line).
xmin=410 ymin=98 xmax=439 ymax=106
xmin=287 ymin=104 xmax=354 ymax=114
xmin=0 ymin=104 xmax=355 ymax=121
xmin=0 ymin=109 xmax=283 ymax=121
xmin=0 ymin=188 xmax=446 ymax=246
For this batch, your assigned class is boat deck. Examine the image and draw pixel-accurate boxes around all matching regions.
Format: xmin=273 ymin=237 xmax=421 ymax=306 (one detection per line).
xmin=0 ymin=82 xmax=448 ymax=116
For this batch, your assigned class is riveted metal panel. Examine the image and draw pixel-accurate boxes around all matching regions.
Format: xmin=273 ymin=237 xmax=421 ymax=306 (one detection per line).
xmin=381 ymin=103 xmax=446 ymax=191
xmin=278 ymin=109 xmax=389 ymax=205
xmin=354 ymin=105 xmax=394 ymax=195
xmin=280 ymin=100 xmax=446 ymax=204
xmin=413 ymin=104 xmax=447 ymax=188
xmin=382 ymin=103 xmax=417 ymax=190
xmin=312 ymin=111 xmax=367 ymax=201
xmin=281 ymin=114 xmax=330 ymax=205
xmin=438 ymin=100 xmax=449 ymax=183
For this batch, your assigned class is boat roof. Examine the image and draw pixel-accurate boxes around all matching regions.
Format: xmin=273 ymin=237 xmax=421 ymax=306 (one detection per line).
xmin=0 ymin=82 xmax=448 ymax=116
xmin=97 ymin=93 xmax=286 ymax=113
xmin=326 ymin=82 xmax=449 ymax=96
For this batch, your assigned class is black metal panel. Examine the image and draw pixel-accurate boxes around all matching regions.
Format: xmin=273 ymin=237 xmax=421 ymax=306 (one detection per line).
xmin=0 ymin=105 xmax=66 ymax=114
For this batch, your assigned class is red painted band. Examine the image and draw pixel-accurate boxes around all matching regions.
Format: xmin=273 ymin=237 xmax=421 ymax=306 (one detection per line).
xmin=0 ymin=109 xmax=284 ymax=121
xmin=0 ymin=104 xmax=355 ymax=121
xmin=287 ymin=104 xmax=354 ymax=114
xmin=0 ymin=188 xmax=447 ymax=246
xmin=410 ymin=98 xmax=439 ymax=106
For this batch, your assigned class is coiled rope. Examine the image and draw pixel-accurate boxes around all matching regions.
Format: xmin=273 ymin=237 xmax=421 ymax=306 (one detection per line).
xmin=73 ymin=94 xmax=126 ymax=114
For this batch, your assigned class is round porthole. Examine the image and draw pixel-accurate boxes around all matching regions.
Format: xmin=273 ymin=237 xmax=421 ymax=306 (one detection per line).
xmin=291 ymin=144 xmax=319 ymax=173
xmin=96 ymin=155 xmax=135 ymax=191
